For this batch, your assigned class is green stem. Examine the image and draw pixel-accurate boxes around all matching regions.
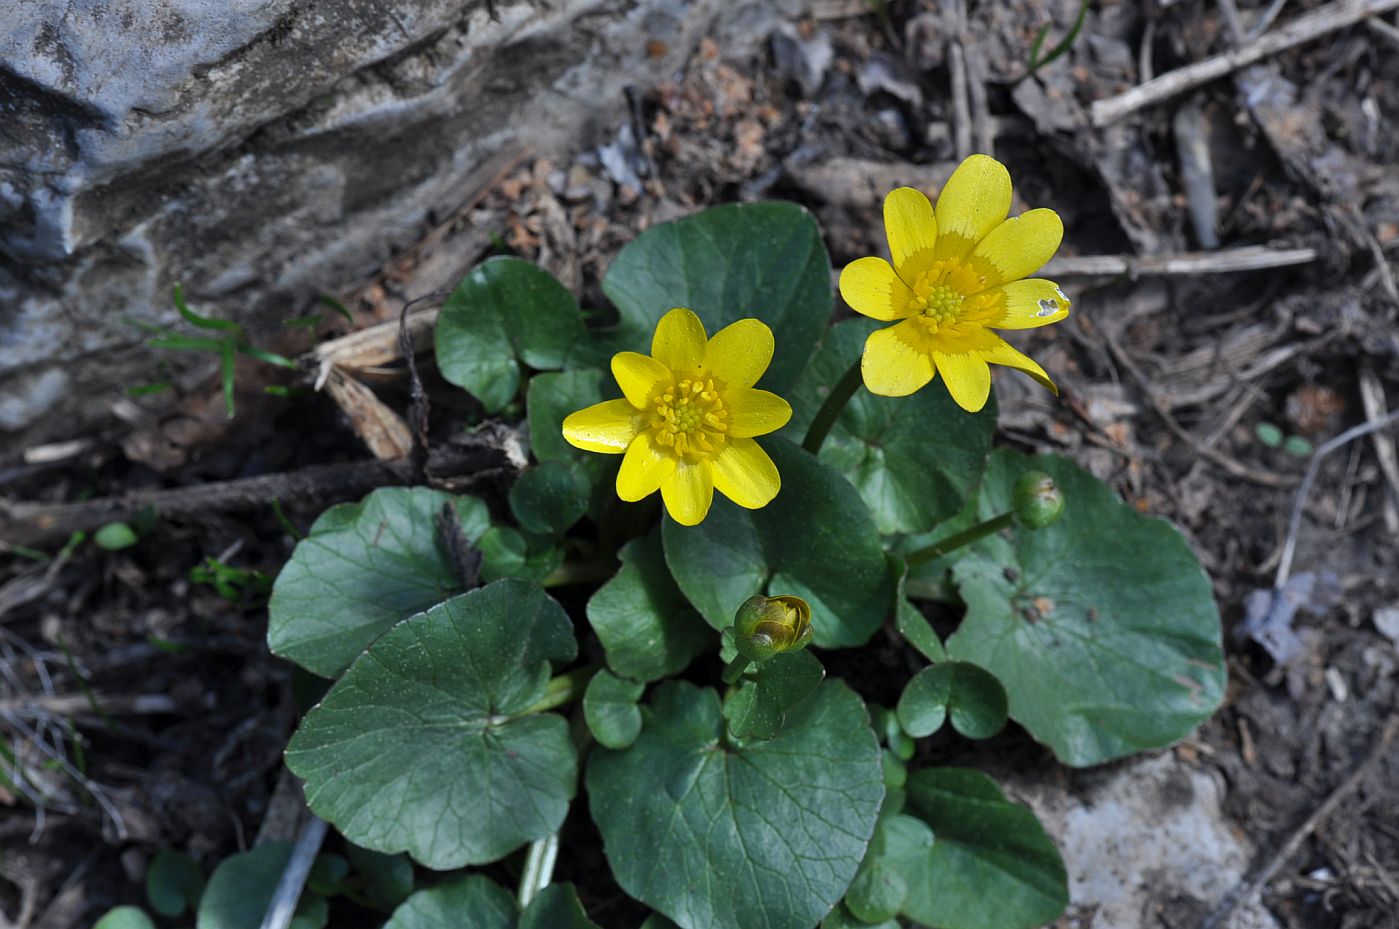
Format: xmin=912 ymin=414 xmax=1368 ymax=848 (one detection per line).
xmin=904 ymin=511 xmax=1015 ymax=566
xmin=721 ymin=655 xmax=753 ymax=685
xmin=801 ymin=357 xmax=863 ymax=455
xmin=516 ymin=664 xmax=598 ymax=717
xmin=542 ymin=558 xmax=617 ymax=589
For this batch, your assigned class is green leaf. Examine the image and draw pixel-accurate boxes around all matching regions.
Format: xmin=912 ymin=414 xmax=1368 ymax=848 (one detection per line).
xmin=197 ymin=843 xmax=327 ymax=929
xmin=146 ymin=849 xmax=205 ymax=917
xmin=897 ymin=769 xmax=1068 ymax=929
xmin=268 ymin=487 xmax=490 ymax=678
xmin=307 ymin=854 xmax=350 ymax=895
xmin=785 ymin=320 xmax=996 ymax=534
xmin=948 ymin=450 xmax=1226 ymax=765
xmin=436 ymin=257 xmax=586 ymax=412
xmin=510 ymin=461 xmax=590 ymax=535
xmin=722 ymin=649 xmax=825 ymax=741
xmin=583 ymin=669 xmax=645 ymax=750
xmin=519 ymin=884 xmax=602 ymax=929
xmin=822 ymin=904 xmax=898 ymax=929
xmin=286 ymin=580 xmax=579 ymax=869
xmin=94 ymin=522 xmax=140 ymax=551
xmin=526 ymin=369 xmax=612 ymax=465
xmin=346 ymin=844 xmax=415 ymax=912
xmin=477 ymin=526 xmax=563 ymax=583
xmin=602 ymin=201 xmax=832 ymax=392
xmin=664 ymin=438 xmax=895 ymax=648
xmin=588 ymin=680 xmax=884 ymax=929
xmin=845 ymin=860 xmax=906 ymax=924
xmin=891 ymin=555 xmax=946 ymax=662
xmin=94 ymin=907 xmax=157 ymax=929
xmin=586 ymin=529 xmax=711 ymax=682
xmin=896 ymin=661 xmax=1008 ymax=740
xmin=383 ymin=875 xmax=516 ymax=929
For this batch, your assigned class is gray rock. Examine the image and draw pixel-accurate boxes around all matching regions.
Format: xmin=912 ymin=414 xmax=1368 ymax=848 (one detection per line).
xmin=0 ymin=0 xmax=738 ymax=440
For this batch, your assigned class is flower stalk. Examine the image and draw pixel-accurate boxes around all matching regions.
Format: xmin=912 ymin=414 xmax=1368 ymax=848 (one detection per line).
xmin=801 ymin=357 xmax=864 ymax=454
xmin=904 ymin=471 xmax=1064 ymax=566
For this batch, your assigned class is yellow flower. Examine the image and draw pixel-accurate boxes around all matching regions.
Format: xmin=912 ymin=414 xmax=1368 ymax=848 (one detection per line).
xmin=561 ymin=308 xmax=792 ymax=526
xmin=839 ymin=154 xmax=1071 ymax=412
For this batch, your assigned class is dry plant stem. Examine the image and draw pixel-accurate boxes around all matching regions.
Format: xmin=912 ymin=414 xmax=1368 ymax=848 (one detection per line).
xmin=0 ymin=443 xmax=507 ymax=547
xmin=1090 ymin=0 xmax=1399 ymax=126
xmin=802 ymin=358 xmax=864 ymax=455
xmin=518 ymin=833 xmax=560 ymax=909
xmin=1367 ymin=14 xmax=1399 ymax=46
xmin=1199 ymin=716 xmax=1399 ymax=929
xmin=905 ymin=512 xmax=1015 ymax=567
xmin=1358 ymin=363 xmax=1399 ymax=533
xmin=1102 ymin=328 xmax=1295 ymax=488
xmin=259 ymin=814 xmax=328 ymax=929
xmin=1041 ymin=245 xmax=1316 ymax=278
xmin=1274 ymin=407 xmax=1399 ymax=589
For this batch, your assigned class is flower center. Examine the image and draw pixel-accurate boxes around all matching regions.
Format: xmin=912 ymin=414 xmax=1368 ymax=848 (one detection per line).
xmin=653 ymin=377 xmax=729 ymax=459
xmin=922 ymin=283 xmax=964 ymax=323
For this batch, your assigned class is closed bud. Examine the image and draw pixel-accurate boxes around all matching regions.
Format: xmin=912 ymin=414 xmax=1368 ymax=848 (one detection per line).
xmin=733 ymin=594 xmax=813 ymax=663
xmin=1012 ymin=471 xmax=1064 ymax=529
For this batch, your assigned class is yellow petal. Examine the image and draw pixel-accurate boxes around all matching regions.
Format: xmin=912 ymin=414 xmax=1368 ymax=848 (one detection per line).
xmin=661 ymin=460 xmax=715 ymax=526
xmin=883 ymin=187 xmax=937 ymax=283
xmin=727 ymin=388 xmax=792 ymax=438
xmin=988 ymin=279 xmax=1071 ymax=329
xmin=611 ymin=351 xmax=670 ymax=408
xmin=839 ymin=257 xmax=919 ymax=322
xmin=931 ymin=351 xmax=993 ymax=412
xmin=969 ymin=209 xmax=1063 ymax=288
xmin=652 ymin=308 xmax=707 ymax=375
xmin=562 ymin=399 xmax=639 ymax=454
xmin=711 ymin=438 xmax=781 ymax=509
xmin=704 ymin=318 xmax=774 ymax=389
xmin=980 ymin=335 xmax=1059 ymax=395
xmin=615 ymin=431 xmax=676 ymax=502
xmin=862 ymin=320 xmax=936 ymax=397
xmin=934 ymin=154 xmax=1011 ymax=262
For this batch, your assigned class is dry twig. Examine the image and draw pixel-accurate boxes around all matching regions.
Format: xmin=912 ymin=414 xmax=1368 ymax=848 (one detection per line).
xmin=1199 ymin=716 xmax=1399 ymax=929
xmin=1041 ymin=245 xmax=1316 ymax=278
xmin=1091 ymin=0 xmax=1399 ymax=126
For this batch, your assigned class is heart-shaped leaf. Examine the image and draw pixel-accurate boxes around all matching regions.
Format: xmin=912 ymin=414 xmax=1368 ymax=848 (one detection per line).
xmin=784 ymin=320 xmax=996 ymax=534
xmin=510 ymin=461 xmax=591 ymax=535
xmin=383 ymin=875 xmax=515 ymax=929
xmin=146 ymin=849 xmax=205 ymax=918
xmin=588 ymin=680 xmax=884 ymax=929
xmin=722 ymin=649 xmax=825 ymax=741
xmin=664 ymin=438 xmax=895 ymax=648
xmin=895 ymin=768 xmax=1068 ymax=929
xmin=346 ymin=844 xmax=414 ymax=913
xmin=583 ymin=669 xmax=644 ymax=750
xmin=197 ymin=843 xmax=327 ymax=929
xmin=436 ymin=257 xmax=586 ymax=412
xmin=286 ymin=579 xmax=579 ymax=869
xmin=587 ymin=530 xmax=711 ymax=682
xmin=602 ymin=201 xmax=832 ymax=392
xmin=268 ymin=488 xmax=489 ymax=678
xmin=896 ymin=661 xmax=1008 ymax=740
xmin=947 ymin=450 xmax=1226 ymax=765
xmin=519 ymin=884 xmax=602 ymax=929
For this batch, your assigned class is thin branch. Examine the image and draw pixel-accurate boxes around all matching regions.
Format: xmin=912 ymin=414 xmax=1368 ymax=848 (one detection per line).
xmin=1091 ymin=0 xmax=1399 ymax=126
xmin=1041 ymin=245 xmax=1316 ymax=278
xmin=259 ymin=814 xmax=329 ymax=929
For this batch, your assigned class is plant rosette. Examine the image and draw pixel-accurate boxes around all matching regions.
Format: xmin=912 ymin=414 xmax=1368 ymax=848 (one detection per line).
xmin=264 ymin=156 xmax=1225 ymax=929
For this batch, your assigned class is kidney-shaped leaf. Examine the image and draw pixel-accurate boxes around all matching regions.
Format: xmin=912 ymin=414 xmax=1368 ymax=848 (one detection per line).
xmin=785 ymin=320 xmax=996 ymax=535
xmin=664 ymin=438 xmax=894 ymax=648
xmin=602 ymin=201 xmax=832 ymax=392
xmin=896 ymin=661 xmax=1008 ymax=741
xmin=947 ymin=450 xmax=1226 ymax=766
xmin=197 ymin=843 xmax=326 ymax=929
xmin=587 ymin=530 xmax=711 ymax=683
xmin=436 ymin=257 xmax=586 ymax=412
xmin=383 ymin=875 xmax=516 ymax=929
xmin=268 ymin=488 xmax=489 ymax=678
xmin=588 ymin=681 xmax=884 ymax=929
xmin=897 ymin=768 xmax=1067 ymax=929
xmin=286 ymin=579 xmax=579 ymax=870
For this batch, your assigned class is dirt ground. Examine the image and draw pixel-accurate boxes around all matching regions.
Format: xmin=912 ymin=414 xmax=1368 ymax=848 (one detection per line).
xmin=3 ymin=1 xmax=1398 ymax=927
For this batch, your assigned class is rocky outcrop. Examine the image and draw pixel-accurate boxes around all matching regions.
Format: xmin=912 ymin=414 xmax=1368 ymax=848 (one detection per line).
xmin=0 ymin=0 xmax=723 ymax=437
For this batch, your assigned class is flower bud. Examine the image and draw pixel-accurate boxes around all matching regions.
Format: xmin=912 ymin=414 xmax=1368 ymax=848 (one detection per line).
xmin=733 ymin=594 xmax=813 ymax=663
xmin=1012 ymin=471 xmax=1064 ymax=529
